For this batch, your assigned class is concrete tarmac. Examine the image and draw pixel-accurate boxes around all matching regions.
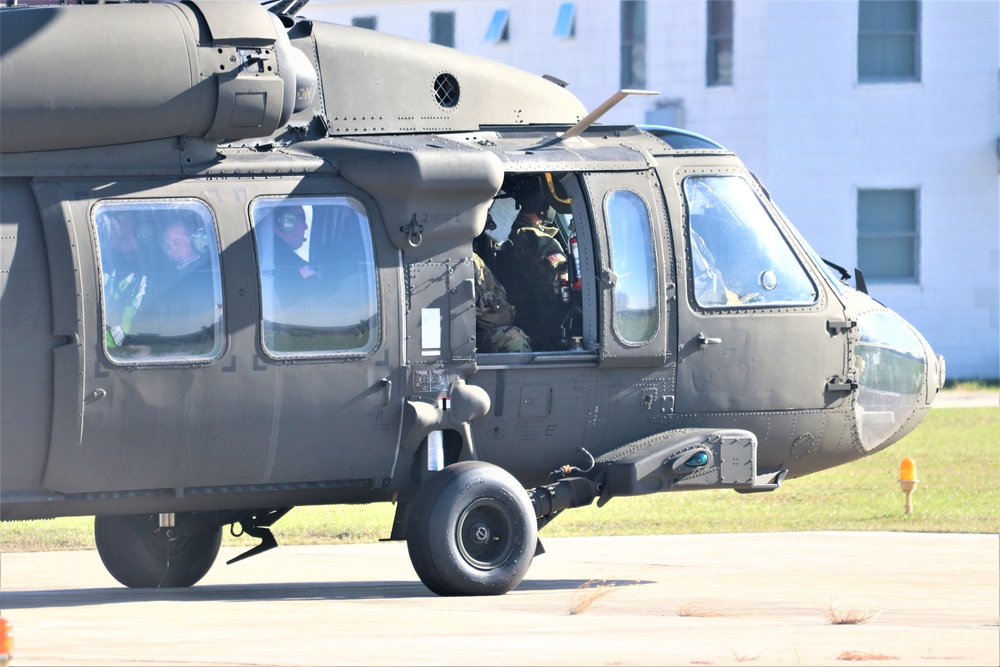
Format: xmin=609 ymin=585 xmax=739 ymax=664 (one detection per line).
xmin=1 ymin=532 xmax=997 ymax=666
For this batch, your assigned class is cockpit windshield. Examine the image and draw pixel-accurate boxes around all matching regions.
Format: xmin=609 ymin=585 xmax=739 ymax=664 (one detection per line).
xmin=683 ymin=176 xmax=818 ymax=309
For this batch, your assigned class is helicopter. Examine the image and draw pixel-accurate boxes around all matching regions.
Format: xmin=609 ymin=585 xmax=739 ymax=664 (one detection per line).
xmin=0 ymin=0 xmax=945 ymax=596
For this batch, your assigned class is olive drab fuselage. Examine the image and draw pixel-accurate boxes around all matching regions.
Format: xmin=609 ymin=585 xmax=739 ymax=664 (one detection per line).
xmin=0 ymin=0 xmax=943 ymax=595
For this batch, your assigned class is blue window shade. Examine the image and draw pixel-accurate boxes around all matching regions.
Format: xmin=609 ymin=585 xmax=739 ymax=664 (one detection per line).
xmin=555 ymin=3 xmax=576 ymax=39
xmin=485 ymin=8 xmax=510 ymax=43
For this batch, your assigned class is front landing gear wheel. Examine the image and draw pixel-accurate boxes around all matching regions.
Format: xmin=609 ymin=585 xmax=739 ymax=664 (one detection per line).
xmin=407 ymin=461 xmax=537 ymax=596
xmin=95 ymin=513 xmax=222 ymax=588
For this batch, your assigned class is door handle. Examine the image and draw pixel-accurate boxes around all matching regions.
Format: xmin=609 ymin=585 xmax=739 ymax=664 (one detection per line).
xmin=697 ymin=332 xmax=722 ymax=349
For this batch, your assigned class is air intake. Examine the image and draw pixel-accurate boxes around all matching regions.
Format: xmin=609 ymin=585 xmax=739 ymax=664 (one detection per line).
xmin=434 ymin=73 xmax=460 ymax=108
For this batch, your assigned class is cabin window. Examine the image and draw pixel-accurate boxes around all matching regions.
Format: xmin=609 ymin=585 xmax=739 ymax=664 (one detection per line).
xmin=684 ymin=176 xmax=817 ymax=309
xmin=250 ymin=196 xmax=378 ymax=358
xmin=706 ymin=0 xmax=734 ymax=86
xmin=857 ymin=188 xmax=919 ymax=282
xmin=93 ymin=199 xmax=224 ymax=364
xmin=605 ymin=190 xmax=658 ymax=344
xmin=858 ymin=0 xmax=920 ymax=83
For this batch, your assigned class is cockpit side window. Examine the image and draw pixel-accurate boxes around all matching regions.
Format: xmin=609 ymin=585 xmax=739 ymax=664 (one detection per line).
xmin=93 ymin=199 xmax=224 ymax=364
xmin=250 ymin=196 xmax=378 ymax=358
xmin=605 ymin=189 xmax=658 ymax=344
xmin=683 ymin=176 xmax=817 ymax=309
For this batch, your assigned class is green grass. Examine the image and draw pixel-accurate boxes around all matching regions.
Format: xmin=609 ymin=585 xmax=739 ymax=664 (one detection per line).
xmin=2 ymin=406 xmax=997 ymax=553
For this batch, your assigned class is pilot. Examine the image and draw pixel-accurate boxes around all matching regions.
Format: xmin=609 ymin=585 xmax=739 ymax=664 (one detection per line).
xmin=690 ymin=228 xmax=729 ymax=306
xmin=690 ymin=224 xmax=750 ymax=307
xmin=127 ymin=217 xmax=217 ymax=354
xmin=473 ymin=253 xmax=531 ymax=353
xmin=494 ymin=177 xmax=570 ymax=350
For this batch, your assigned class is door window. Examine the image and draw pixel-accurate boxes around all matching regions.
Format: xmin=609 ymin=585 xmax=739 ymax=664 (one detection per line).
xmin=93 ymin=199 xmax=224 ymax=364
xmin=606 ymin=189 xmax=658 ymax=344
xmin=251 ymin=196 xmax=378 ymax=358
xmin=684 ymin=176 xmax=817 ymax=309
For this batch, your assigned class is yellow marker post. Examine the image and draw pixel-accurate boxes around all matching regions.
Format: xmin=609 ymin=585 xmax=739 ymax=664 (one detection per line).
xmin=898 ymin=457 xmax=918 ymax=515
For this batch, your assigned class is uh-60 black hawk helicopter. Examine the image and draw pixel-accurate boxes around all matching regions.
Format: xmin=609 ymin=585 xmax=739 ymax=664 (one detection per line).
xmin=0 ymin=0 xmax=945 ymax=596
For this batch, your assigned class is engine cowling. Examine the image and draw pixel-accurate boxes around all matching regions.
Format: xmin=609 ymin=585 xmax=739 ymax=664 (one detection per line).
xmin=0 ymin=0 xmax=316 ymax=153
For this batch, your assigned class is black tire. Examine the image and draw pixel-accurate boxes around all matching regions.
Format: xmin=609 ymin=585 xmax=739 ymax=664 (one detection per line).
xmin=94 ymin=513 xmax=222 ymax=588
xmin=406 ymin=461 xmax=537 ymax=596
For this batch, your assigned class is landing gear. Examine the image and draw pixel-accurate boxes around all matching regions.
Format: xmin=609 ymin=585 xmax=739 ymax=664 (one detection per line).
xmin=94 ymin=513 xmax=222 ymax=588
xmin=406 ymin=461 xmax=537 ymax=596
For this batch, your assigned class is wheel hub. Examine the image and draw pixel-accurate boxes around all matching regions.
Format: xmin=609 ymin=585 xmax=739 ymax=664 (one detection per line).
xmin=456 ymin=498 xmax=516 ymax=570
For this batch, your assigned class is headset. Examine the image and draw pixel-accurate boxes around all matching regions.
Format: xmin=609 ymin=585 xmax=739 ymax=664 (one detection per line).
xmin=277 ymin=208 xmax=305 ymax=232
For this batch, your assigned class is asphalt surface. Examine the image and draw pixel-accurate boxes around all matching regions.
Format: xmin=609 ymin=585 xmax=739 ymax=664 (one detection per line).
xmin=1 ymin=532 xmax=997 ymax=666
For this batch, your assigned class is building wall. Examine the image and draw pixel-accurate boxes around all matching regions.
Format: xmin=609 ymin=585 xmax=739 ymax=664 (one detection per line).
xmin=306 ymin=0 xmax=999 ymax=379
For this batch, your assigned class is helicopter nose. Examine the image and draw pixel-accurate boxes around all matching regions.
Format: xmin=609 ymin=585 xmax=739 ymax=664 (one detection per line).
xmin=852 ymin=310 xmax=943 ymax=454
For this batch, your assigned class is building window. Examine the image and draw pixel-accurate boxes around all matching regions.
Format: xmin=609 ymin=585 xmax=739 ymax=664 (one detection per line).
xmin=554 ymin=2 xmax=576 ymax=39
xmin=485 ymin=8 xmax=510 ymax=43
xmin=858 ymin=0 xmax=920 ymax=82
xmin=352 ymin=16 xmax=377 ymax=30
xmin=620 ymin=1 xmax=646 ymax=89
xmin=252 ymin=196 xmax=379 ymax=358
xmin=857 ymin=189 xmax=919 ymax=282
xmin=93 ymin=199 xmax=225 ymax=364
xmin=706 ymin=0 xmax=733 ymax=87
xmin=430 ymin=11 xmax=455 ymax=47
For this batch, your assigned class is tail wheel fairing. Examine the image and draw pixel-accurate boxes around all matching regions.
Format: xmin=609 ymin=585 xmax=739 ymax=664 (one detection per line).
xmin=95 ymin=513 xmax=221 ymax=588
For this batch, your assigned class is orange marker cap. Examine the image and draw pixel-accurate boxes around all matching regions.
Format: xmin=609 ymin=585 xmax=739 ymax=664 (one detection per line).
xmin=899 ymin=457 xmax=917 ymax=482
xmin=0 ymin=617 xmax=13 ymax=663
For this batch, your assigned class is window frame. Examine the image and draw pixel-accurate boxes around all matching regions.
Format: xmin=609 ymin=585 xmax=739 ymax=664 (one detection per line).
xmin=856 ymin=188 xmax=920 ymax=284
xmin=92 ymin=197 xmax=225 ymax=366
xmin=250 ymin=194 xmax=381 ymax=360
xmin=485 ymin=8 xmax=510 ymax=43
xmin=706 ymin=0 xmax=734 ymax=87
xmin=682 ymin=175 xmax=819 ymax=311
xmin=857 ymin=0 xmax=921 ymax=83
xmin=554 ymin=2 xmax=576 ymax=40
xmin=430 ymin=10 xmax=456 ymax=47
xmin=620 ymin=0 xmax=646 ymax=89
xmin=604 ymin=188 xmax=659 ymax=345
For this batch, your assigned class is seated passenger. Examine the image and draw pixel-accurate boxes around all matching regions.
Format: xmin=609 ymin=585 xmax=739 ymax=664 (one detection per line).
xmin=270 ymin=205 xmax=320 ymax=307
xmin=474 ymin=254 xmax=531 ymax=353
xmin=128 ymin=218 xmax=218 ymax=354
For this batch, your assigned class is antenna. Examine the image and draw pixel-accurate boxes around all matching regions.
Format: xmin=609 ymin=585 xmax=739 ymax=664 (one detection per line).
xmin=560 ymin=89 xmax=659 ymax=140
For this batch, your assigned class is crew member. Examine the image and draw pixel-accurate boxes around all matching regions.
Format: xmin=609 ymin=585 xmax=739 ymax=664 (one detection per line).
xmin=474 ymin=253 xmax=531 ymax=353
xmin=494 ymin=177 xmax=570 ymax=350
